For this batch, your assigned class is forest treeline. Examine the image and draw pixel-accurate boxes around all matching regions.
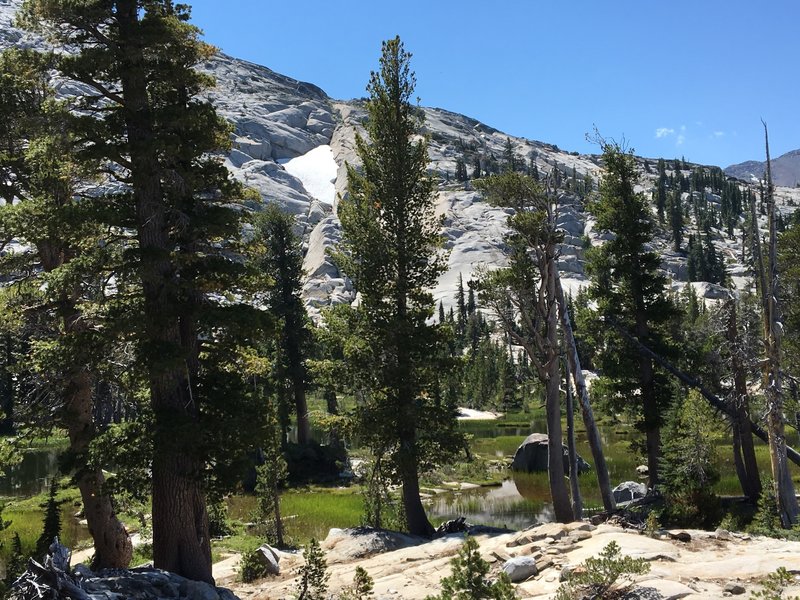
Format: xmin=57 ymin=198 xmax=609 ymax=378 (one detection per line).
xmin=0 ymin=0 xmax=799 ymax=588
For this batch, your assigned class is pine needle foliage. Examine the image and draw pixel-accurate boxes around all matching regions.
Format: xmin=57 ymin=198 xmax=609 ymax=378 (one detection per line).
xmin=426 ymin=536 xmax=517 ymax=600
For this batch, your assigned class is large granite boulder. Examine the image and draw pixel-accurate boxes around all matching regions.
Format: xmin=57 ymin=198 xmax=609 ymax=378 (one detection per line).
xmin=510 ymin=433 xmax=591 ymax=475
xmin=612 ymin=480 xmax=648 ymax=504
xmin=502 ymin=556 xmax=538 ymax=583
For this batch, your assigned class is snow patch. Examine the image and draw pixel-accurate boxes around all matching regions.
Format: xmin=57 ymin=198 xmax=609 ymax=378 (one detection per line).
xmin=279 ymin=145 xmax=337 ymax=206
xmin=457 ymin=407 xmax=503 ymax=420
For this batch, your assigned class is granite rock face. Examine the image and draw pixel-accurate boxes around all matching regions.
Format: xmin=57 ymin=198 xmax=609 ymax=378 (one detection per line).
xmin=1 ymin=0 xmax=798 ymax=324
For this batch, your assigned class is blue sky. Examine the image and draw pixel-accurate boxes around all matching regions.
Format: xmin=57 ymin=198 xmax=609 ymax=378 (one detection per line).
xmin=189 ymin=1 xmax=797 ymax=168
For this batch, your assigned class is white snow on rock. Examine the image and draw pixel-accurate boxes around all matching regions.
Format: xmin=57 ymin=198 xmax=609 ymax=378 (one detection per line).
xmin=280 ymin=145 xmax=338 ymax=206
xmin=457 ymin=408 xmax=503 ymax=420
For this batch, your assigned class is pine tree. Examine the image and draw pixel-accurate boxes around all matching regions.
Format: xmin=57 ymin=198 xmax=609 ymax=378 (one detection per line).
xmin=655 ymin=159 xmax=667 ymax=221
xmin=20 ymin=0 xmax=273 ymax=580
xmin=253 ymin=205 xmax=314 ymax=446
xmin=502 ymin=138 xmax=516 ymax=172
xmin=668 ymin=189 xmax=683 ymax=251
xmin=334 ymin=37 xmax=462 ymax=537
xmin=0 ymin=47 xmax=132 ymax=569
xmin=455 ymin=157 xmax=468 ymax=182
xmin=456 ymin=273 xmax=467 ymax=333
xmin=476 ymin=171 xmax=574 ymax=522
xmin=585 ymin=137 xmax=676 ymax=486
xmin=35 ymin=479 xmax=62 ymax=560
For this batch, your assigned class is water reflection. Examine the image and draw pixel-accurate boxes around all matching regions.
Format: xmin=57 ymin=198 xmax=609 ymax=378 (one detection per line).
xmin=0 ymin=448 xmax=61 ymax=496
xmin=427 ymin=473 xmax=556 ymax=529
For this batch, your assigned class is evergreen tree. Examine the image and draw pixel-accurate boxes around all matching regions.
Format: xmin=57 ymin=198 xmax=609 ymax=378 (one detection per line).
xmin=502 ymin=138 xmax=516 ymax=172
xmin=476 ymin=172 xmax=574 ymax=522
xmin=0 ymin=47 xmax=132 ymax=569
xmin=425 ymin=536 xmax=516 ymax=600
xmin=20 ymin=0 xmax=273 ymax=580
xmin=334 ymin=37 xmax=462 ymax=537
xmin=454 ymin=157 xmax=468 ymax=182
xmin=659 ymin=389 xmax=721 ymax=526
xmin=35 ymin=479 xmax=63 ymax=560
xmin=472 ymin=156 xmax=482 ymax=179
xmin=438 ymin=300 xmax=446 ymax=324
xmin=456 ymin=273 xmax=467 ymax=334
xmin=655 ymin=159 xmax=667 ymax=221
xmin=668 ymin=189 xmax=683 ymax=251
xmin=585 ymin=137 xmax=676 ymax=486
xmin=253 ymin=205 xmax=314 ymax=446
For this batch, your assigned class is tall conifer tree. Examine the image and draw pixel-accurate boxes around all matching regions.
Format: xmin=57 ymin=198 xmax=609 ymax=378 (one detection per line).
xmin=335 ymin=37 xmax=461 ymax=537
xmin=20 ymin=0 xmax=272 ymax=581
xmin=585 ymin=138 xmax=675 ymax=487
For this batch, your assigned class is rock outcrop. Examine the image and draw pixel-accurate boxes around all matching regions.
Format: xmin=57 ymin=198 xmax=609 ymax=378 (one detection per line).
xmin=1 ymin=0 xmax=798 ymax=325
xmin=510 ymin=432 xmax=591 ymax=475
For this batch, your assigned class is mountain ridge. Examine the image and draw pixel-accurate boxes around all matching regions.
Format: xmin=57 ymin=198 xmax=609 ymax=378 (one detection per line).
xmin=1 ymin=0 xmax=798 ymax=321
xmin=725 ymin=148 xmax=800 ymax=187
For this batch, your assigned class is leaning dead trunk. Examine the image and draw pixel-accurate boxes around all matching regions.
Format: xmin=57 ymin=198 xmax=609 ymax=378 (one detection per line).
xmin=761 ymin=122 xmax=798 ymax=526
xmin=554 ymin=272 xmax=616 ymax=512
xmin=544 ymin=263 xmax=573 ymax=524
xmin=564 ymin=356 xmax=583 ymax=519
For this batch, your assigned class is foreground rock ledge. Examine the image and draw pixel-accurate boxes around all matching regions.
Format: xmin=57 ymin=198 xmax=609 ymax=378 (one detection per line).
xmin=10 ymin=539 xmax=239 ymax=600
xmin=226 ymin=523 xmax=800 ymax=599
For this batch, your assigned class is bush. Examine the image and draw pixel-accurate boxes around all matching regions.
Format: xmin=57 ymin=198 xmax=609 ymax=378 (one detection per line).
xmin=239 ymin=547 xmax=270 ymax=583
xmin=750 ymin=567 xmax=799 ymax=599
xmin=339 ymin=566 xmax=374 ymax=599
xmin=555 ymin=541 xmax=650 ymax=599
xmin=425 ymin=536 xmax=517 ymax=600
xmin=659 ymin=390 xmax=722 ymax=527
xmin=294 ymin=538 xmax=329 ymax=600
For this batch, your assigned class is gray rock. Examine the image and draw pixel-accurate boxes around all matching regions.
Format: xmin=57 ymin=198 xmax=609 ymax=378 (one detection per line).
xmin=724 ymin=582 xmax=746 ymax=595
xmin=715 ymin=528 xmax=732 ymax=541
xmin=254 ymin=544 xmax=280 ymax=576
xmin=502 ymin=556 xmax=538 ymax=583
xmin=322 ymin=527 xmax=425 ymax=563
xmin=612 ymin=480 xmax=647 ymax=503
xmin=511 ymin=433 xmax=591 ymax=475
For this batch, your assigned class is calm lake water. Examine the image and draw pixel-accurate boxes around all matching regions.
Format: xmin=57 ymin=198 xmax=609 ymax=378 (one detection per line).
xmin=0 ymin=447 xmax=62 ymax=497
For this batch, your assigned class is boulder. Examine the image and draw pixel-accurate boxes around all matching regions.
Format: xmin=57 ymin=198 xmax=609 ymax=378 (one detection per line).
xmin=321 ymin=527 xmax=425 ymax=563
xmin=254 ymin=544 xmax=280 ymax=576
xmin=502 ymin=556 xmax=538 ymax=583
xmin=510 ymin=433 xmax=591 ymax=474
xmin=612 ymin=481 xmax=647 ymax=503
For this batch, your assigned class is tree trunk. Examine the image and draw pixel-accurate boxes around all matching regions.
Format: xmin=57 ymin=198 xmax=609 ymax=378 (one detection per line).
xmin=293 ymin=381 xmax=311 ymax=446
xmin=635 ymin=316 xmax=661 ymax=488
xmin=564 ymin=358 xmax=583 ymax=520
xmin=545 ymin=266 xmax=573 ymax=524
xmin=64 ymin=368 xmax=132 ymax=569
xmin=117 ymin=0 xmax=212 ymax=582
xmin=554 ymin=273 xmax=616 ymax=512
xmin=762 ymin=122 xmax=798 ymax=526
xmin=401 ymin=466 xmax=434 ymax=537
xmin=726 ymin=300 xmax=761 ymax=502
